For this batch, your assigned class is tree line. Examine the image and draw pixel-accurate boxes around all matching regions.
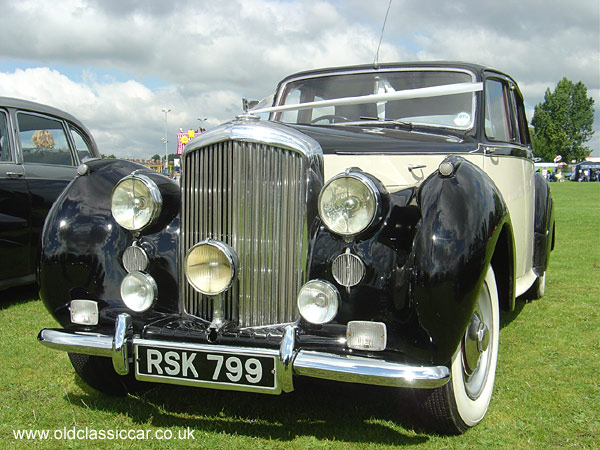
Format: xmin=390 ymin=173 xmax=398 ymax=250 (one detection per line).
xmin=531 ymin=77 xmax=595 ymax=163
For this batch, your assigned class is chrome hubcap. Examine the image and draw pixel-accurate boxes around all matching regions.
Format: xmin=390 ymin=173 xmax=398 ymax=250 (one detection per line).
xmin=462 ymin=281 xmax=493 ymax=400
xmin=463 ymin=311 xmax=489 ymax=375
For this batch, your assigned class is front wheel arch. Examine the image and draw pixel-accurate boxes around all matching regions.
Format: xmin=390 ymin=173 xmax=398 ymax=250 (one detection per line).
xmin=409 ymin=265 xmax=500 ymax=434
xmin=490 ymin=223 xmax=515 ymax=312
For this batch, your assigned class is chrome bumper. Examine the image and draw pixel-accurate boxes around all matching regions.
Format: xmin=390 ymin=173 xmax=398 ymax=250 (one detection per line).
xmin=38 ymin=313 xmax=450 ymax=393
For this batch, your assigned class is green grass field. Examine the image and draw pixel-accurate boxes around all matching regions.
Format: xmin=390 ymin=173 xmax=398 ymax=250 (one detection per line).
xmin=1 ymin=182 xmax=598 ymax=449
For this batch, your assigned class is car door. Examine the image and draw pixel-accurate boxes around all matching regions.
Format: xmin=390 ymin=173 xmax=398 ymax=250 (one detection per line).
xmin=16 ymin=111 xmax=79 ymax=276
xmin=481 ymin=74 xmax=535 ymax=289
xmin=0 ymin=108 xmax=32 ymax=286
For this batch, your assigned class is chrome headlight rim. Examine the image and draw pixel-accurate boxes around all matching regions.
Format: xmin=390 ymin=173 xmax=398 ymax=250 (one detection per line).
xmin=318 ymin=171 xmax=381 ymax=237
xmin=184 ymin=239 xmax=239 ymax=296
xmin=111 ymin=173 xmax=163 ymax=232
xmin=120 ymin=271 xmax=157 ymax=312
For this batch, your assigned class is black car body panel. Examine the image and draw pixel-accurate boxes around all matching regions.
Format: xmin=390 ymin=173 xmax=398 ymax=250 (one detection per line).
xmin=0 ymin=97 xmax=99 ymax=290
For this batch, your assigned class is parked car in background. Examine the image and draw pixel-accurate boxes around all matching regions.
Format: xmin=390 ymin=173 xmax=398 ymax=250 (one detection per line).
xmin=37 ymin=62 xmax=554 ymax=434
xmin=0 ymin=97 xmax=99 ymax=290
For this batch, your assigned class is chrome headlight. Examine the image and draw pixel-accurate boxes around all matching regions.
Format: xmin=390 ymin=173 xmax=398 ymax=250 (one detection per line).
xmin=120 ymin=271 xmax=157 ymax=312
xmin=318 ymin=172 xmax=379 ymax=237
xmin=111 ymin=174 xmax=162 ymax=231
xmin=297 ymin=279 xmax=340 ymax=324
xmin=185 ymin=240 xmax=238 ymax=296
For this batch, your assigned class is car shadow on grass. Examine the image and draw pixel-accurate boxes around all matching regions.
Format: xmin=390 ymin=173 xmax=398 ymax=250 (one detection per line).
xmin=0 ymin=284 xmax=39 ymax=310
xmin=68 ymin=376 xmax=432 ymax=445
xmin=500 ymin=297 xmax=527 ymax=329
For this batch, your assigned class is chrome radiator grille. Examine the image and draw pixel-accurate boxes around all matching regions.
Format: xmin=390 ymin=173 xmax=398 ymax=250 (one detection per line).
xmin=181 ymin=140 xmax=307 ymax=327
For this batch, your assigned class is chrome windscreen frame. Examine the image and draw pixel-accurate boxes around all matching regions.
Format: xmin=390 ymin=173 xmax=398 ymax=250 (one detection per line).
xmin=268 ymin=66 xmax=479 ymax=132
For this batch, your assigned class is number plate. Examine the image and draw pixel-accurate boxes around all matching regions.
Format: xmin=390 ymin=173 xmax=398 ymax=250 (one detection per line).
xmin=135 ymin=344 xmax=277 ymax=390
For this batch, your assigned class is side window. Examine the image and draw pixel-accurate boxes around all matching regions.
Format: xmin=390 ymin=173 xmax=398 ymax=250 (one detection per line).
xmin=0 ymin=111 xmax=11 ymax=162
xmin=513 ymin=91 xmax=531 ymax=146
xmin=17 ymin=113 xmax=74 ymax=166
xmin=70 ymin=126 xmax=93 ymax=161
xmin=485 ymin=79 xmax=511 ymax=142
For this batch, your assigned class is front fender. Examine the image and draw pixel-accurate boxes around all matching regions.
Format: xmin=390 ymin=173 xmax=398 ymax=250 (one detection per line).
xmin=411 ymin=156 xmax=509 ymax=363
xmin=39 ymin=159 xmax=180 ymax=329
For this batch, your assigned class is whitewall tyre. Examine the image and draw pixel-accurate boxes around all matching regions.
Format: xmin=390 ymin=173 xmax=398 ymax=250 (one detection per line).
xmin=412 ymin=266 xmax=500 ymax=434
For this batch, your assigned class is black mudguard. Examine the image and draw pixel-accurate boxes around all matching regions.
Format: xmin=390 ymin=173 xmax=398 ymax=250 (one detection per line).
xmin=39 ymin=159 xmax=180 ymax=329
xmin=306 ymin=156 xmax=512 ymax=365
xmin=410 ymin=156 xmax=510 ymax=363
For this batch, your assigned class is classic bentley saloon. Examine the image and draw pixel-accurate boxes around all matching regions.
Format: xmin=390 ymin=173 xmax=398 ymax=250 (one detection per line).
xmin=38 ymin=62 xmax=554 ymax=434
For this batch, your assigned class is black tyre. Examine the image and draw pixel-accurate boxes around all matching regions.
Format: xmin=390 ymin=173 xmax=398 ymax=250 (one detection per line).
xmin=68 ymin=353 xmax=147 ymax=396
xmin=524 ymin=272 xmax=546 ymax=300
xmin=412 ymin=266 xmax=500 ymax=434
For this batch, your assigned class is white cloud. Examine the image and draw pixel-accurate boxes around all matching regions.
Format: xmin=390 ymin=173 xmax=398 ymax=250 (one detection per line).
xmin=0 ymin=67 xmax=238 ymax=156
xmin=0 ymin=0 xmax=597 ymax=157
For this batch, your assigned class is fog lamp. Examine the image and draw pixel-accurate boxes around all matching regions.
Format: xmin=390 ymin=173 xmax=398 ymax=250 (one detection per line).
xmin=297 ymin=280 xmax=339 ymax=324
xmin=185 ymin=240 xmax=238 ymax=296
xmin=346 ymin=321 xmax=387 ymax=351
xmin=70 ymin=300 xmax=98 ymax=325
xmin=120 ymin=271 xmax=157 ymax=312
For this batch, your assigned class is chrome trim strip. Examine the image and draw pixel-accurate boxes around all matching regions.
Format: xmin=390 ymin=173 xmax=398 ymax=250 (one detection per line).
xmin=183 ymin=117 xmax=323 ymax=163
xmin=37 ymin=324 xmax=450 ymax=390
xmin=38 ymin=329 xmax=113 ymax=357
xmin=112 ymin=313 xmax=131 ymax=375
xmin=293 ymin=350 xmax=450 ymax=388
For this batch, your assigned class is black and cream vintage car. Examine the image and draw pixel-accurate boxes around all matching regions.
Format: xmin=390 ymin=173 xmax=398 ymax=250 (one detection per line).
xmin=38 ymin=62 xmax=554 ymax=434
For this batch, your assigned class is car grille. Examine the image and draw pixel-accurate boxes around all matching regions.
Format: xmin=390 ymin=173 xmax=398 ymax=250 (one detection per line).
xmin=181 ymin=140 xmax=308 ymax=327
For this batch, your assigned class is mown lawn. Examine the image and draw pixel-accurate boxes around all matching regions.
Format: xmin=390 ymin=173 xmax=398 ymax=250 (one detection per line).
xmin=0 ymin=182 xmax=598 ymax=449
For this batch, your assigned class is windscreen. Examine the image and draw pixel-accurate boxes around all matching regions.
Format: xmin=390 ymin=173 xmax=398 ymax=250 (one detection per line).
xmin=275 ymin=70 xmax=476 ymax=130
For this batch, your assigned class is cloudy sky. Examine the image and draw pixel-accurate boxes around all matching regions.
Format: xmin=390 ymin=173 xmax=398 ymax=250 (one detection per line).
xmin=0 ymin=0 xmax=598 ymax=159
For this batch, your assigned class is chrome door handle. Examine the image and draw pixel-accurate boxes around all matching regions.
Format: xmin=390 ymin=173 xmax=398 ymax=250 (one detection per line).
xmin=6 ymin=171 xmax=24 ymax=178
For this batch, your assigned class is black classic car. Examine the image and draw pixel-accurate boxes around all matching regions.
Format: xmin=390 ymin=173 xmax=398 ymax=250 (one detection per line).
xmin=0 ymin=97 xmax=99 ymax=290
xmin=38 ymin=62 xmax=554 ymax=434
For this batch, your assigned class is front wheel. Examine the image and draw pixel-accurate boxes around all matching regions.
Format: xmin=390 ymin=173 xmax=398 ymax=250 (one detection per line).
xmin=413 ymin=266 xmax=500 ymax=434
xmin=68 ymin=353 xmax=148 ymax=396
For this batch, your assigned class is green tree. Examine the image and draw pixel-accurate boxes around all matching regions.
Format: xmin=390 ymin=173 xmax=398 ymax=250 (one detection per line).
xmin=151 ymin=154 xmax=161 ymax=161
xmin=531 ymin=77 xmax=595 ymax=163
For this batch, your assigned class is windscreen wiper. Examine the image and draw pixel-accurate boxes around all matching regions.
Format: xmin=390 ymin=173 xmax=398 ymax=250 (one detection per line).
xmin=358 ymin=116 xmax=414 ymax=131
